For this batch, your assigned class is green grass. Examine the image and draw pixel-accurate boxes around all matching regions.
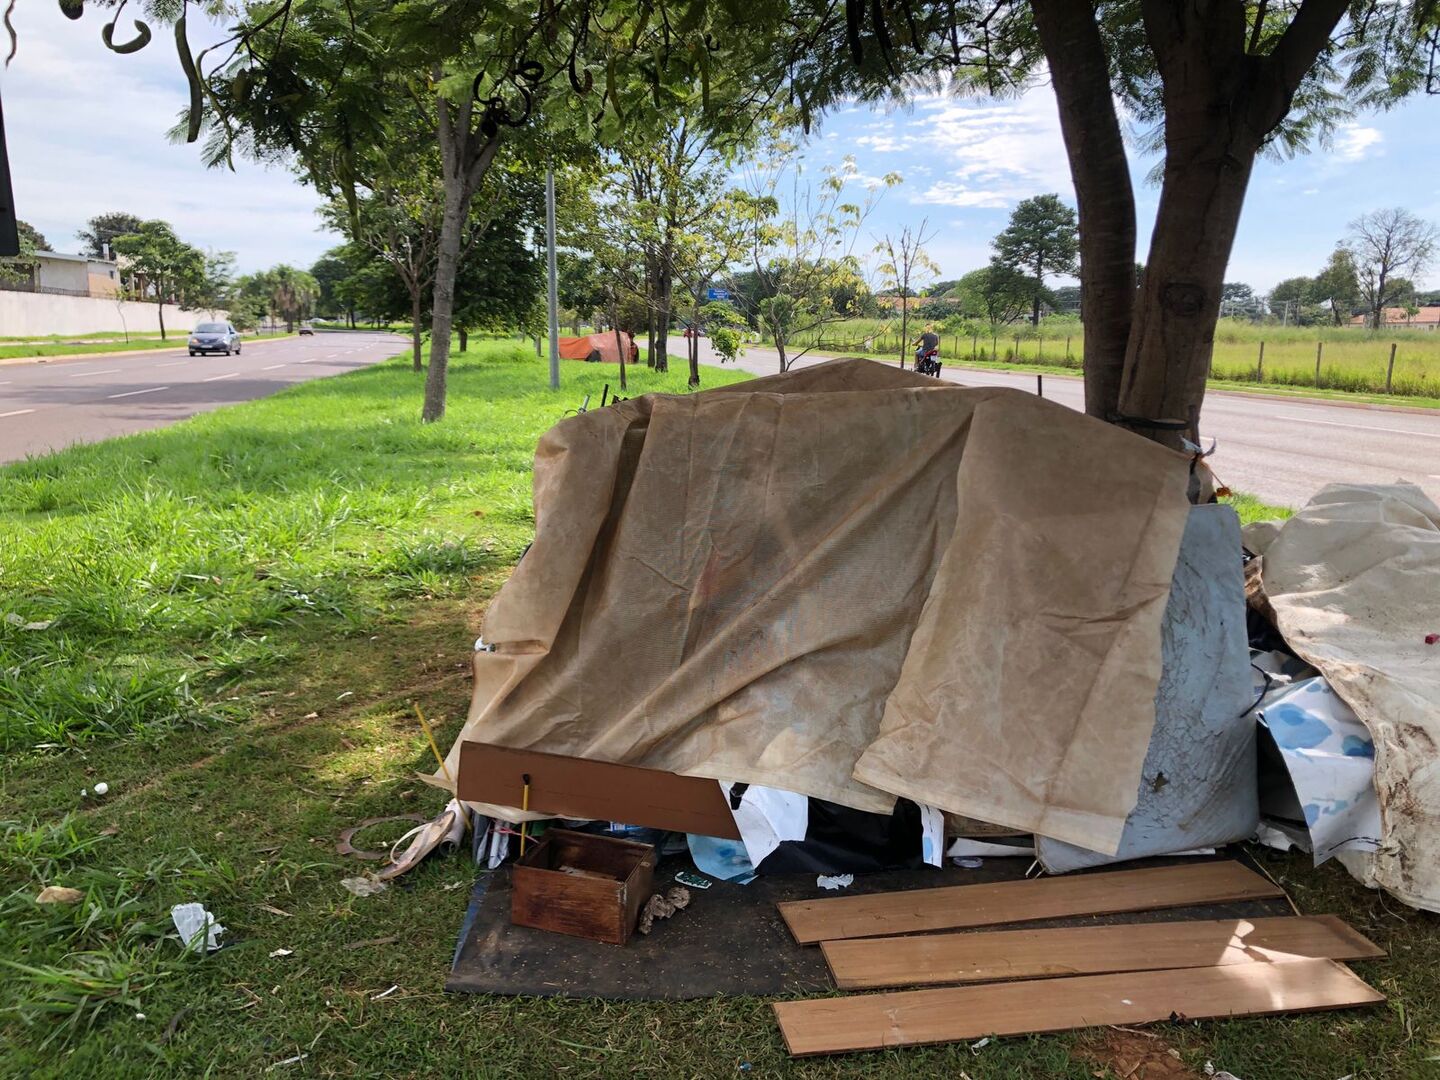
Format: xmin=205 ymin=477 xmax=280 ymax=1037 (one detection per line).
xmin=788 ymin=317 xmax=1440 ymax=401
xmin=2 ymin=342 xmax=1433 ymax=1077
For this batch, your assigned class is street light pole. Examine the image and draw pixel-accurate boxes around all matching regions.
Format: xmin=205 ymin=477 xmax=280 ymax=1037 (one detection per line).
xmin=546 ymin=168 xmax=559 ymax=390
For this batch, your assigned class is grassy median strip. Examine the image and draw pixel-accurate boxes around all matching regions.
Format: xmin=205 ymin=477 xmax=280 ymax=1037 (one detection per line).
xmin=1 ymin=345 xmax=1429 ymax=1078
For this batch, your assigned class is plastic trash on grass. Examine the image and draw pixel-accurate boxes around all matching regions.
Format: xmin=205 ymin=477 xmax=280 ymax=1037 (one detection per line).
xmin=171 ymin=903 xmax=226 ymax=952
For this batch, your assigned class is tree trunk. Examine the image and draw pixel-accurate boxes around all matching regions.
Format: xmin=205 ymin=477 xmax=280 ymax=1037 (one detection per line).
xmin=411 ymin=289 xmax=424 ymax=371
xmin=157 ymin=300 xmax=166 ymax=341
xmin=899 ymin=295 xmax=909 ymax=368
xmin=688 ymin=304 xmax=701 ymax=388
xmin=458 ymin=327 xmax=468 ymax=353
xmin=611 ymin=302 xmax=627 ymax=392
xmin=1031 ymin=0 xmax=1136 ymax=420
xmin=775 ymin=333 xmax=787 ymax=373
xmin=424 ymin=102 xmax=500 ymax=423
xmin=423 ymin=174 xmax=469 ymax=422
xmin=1118 ymin=148 xmax=1256 ymax=445
xmin=654 ymin=278 xmax=672 ymax=372
xmin=1032 ymin=257 xmax=1043 ymax=326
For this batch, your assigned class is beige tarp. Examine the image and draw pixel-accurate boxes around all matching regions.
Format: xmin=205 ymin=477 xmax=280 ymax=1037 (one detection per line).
xmin=1247 ymin=483 xmax=1440 ymax=912
xmin=440 ymin=358 xmax=1192 ymax=854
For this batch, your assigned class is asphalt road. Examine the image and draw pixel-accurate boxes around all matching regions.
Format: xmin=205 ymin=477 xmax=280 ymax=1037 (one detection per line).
xmin=672 ymin=335 xmax=1440 ymax=509
xmin=0 ymin=331 xmax=403 ymax=464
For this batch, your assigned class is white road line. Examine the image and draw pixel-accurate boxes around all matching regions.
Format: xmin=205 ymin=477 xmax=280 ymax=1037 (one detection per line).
xmin=68 ymin=368 xmax=122 ymax=378
xmin=106 ymin=386 xmax=170 ymax=399
xmin=155 ymin=361 xmax=188 ymax=368
xmin=261 ymin=363 xmax=287 ymax=371
xmin=0 ymin=408 xmax=35 ymax=418
xmin=1278 ymin=414 xmax=1440 ymax=440
xmin=202 ymin=372 xmax=239 ymax=382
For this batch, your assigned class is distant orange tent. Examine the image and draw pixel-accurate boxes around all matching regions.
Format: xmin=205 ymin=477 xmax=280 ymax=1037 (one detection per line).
xmin=557 ymin=333 xmax=637 ymax=364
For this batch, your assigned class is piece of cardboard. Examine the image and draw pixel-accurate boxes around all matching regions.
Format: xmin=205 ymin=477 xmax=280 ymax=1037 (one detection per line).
xmin=457 ymin=741 xmax=742 ymax=839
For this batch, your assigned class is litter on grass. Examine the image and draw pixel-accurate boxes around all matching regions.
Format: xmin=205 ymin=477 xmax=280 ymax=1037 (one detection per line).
xmin=171 ymin=903 xmax=225 ymax=952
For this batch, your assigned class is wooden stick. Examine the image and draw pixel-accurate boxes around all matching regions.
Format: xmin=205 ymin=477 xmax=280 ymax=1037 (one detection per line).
xmin=413 ymin=704 xmax=453 ymax=785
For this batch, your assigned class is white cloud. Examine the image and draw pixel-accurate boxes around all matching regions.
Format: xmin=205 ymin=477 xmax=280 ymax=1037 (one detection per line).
xmin=855 ymin=133 xmax=914 ymax=153
xmin=901 ymin=93 xmax=1073 ymax=210
xmin=1 ymin=7 xmax=336 ymax=272
xmin=915 ymin=183 xmax=1011 ymax=208
xmin=1334 ymin=124 xmax=1383 ymax=162
xmin=1302 ymin=187 xmax=1320 ymax=196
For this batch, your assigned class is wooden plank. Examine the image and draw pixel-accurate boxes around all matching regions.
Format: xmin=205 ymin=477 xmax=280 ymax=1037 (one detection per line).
xmin=774 ymin=957 xmax=1384 ymax=1056
xmin=822 ymin=914 xmax=1385 ymax=989
xmin=778 ymin=861 xmax=1283 ymax=944
xmin=456 ymin=741 xmax=742 ymax=840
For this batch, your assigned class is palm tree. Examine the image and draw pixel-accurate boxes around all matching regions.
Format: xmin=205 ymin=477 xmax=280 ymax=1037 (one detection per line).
xmin=266 ymin=265 xmax=320 ymax=331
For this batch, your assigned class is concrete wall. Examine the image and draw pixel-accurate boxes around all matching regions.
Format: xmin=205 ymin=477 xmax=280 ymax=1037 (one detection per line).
xmin=0 ymin=291 xmax=227 ymax=338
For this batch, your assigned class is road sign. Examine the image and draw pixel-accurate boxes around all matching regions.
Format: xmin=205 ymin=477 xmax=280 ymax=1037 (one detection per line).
xmin=705 ymin=287 xmax=731 ymax=302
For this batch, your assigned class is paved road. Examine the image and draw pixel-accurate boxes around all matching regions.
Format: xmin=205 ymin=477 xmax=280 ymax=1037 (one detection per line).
xmin=0 ymin=331 xmax=403 ymax=464
xmin=672 ymin=336 xmax=1440 ymax=509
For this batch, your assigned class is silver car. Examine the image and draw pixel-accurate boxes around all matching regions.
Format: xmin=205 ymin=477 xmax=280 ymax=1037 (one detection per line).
xmin=188 ymin=321 xmax=242 ymax=356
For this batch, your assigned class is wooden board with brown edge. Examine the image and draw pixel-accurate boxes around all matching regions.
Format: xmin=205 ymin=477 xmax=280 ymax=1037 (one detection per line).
xmin=456 ymin=741 xmax=742 ymax=840
xmin=821 ymin=913 xmax=1385 ymax=990
xmin=778 ymin=861 xmax=1283 ymax=944
xmin=773 ymin=957 xmax=1385 ymax=1056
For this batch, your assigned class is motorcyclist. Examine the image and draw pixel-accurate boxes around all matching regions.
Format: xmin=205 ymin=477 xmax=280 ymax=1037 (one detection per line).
xmin=913 ymin=325 xmax=941 ymax=375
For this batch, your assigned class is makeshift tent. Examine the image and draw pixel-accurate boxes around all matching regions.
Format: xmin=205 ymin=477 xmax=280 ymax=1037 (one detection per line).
xmin=1246 ymin=483 xmax=1440 ymax=913
xmin=438 ymin=358 xmax=1195 ymax=856
xmin=557 ymin=332 xmax=636 ymax=364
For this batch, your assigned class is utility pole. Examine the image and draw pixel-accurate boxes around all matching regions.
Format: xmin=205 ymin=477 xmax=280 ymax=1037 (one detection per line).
xmin=546 ymin=168 xmax=560 ymax=390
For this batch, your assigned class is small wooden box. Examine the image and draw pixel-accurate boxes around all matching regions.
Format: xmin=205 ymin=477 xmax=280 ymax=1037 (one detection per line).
xmin=510 ymin=829 xmax=657 ymax=946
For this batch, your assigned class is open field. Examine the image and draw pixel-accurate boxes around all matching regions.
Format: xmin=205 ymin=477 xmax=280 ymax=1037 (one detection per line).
xmin=4 ymin=344 xmax=1434 ymax=1078
xmin=784 ymin=317 xmax=1440 ymax=399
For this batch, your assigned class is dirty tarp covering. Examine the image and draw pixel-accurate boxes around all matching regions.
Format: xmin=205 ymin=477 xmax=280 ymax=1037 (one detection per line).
xmin=557 ymin=332 xmax=634 ymax=363
xmin=438 ymin=358 xmax=1192 ymax=855
xmin=1247 ymin=483 xmax=1440 ymax=912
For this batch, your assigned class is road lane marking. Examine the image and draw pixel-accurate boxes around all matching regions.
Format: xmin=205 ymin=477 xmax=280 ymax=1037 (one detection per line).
xmin=155 ymin=361 xmax=188 ymax=367
xmin=106 ymin=386 xmax=170 ymax=399
xmin=261 ymin=363 xmax=287 ymax=371
xmin=68 ymin=368 xmax=122 ymax=377
xmin=1278 ymin=414 xmax=1440 ymax=440
xmin=0 ymin=408 xmax=35 ymax=418
xmin=202 ymin=372 xmax=239 ymax=382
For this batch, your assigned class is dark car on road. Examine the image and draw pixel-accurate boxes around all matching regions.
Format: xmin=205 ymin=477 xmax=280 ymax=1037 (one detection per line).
xmin=188 ymin=322 xmax=242 ymax=356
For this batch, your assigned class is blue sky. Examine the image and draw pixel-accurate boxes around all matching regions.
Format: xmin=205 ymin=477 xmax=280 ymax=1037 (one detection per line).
xmin=3 ymin=4 xmax=1433 ymax=288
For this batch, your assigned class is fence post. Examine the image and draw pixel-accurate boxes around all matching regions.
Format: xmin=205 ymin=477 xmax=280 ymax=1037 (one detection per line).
xmin=1038 ymin=335 xmax=1044 ymax=361
xmin=1315 ymin=341 xmax=1323 ymax=387
xmin=1065 ymin=336 xmax=1071 ymax=361
xmin=1386 ymin=342 xmax=1397 ymax=393
xmin=992 ymin=333 xmax=998 ymax=361
xmin=1014 ymin=335 xmax=1021 ymax=361
xmin=971 ymin=334 xmax=978 ymax=360
xmin=1257 ymin=340 xmax=1265 ymax=382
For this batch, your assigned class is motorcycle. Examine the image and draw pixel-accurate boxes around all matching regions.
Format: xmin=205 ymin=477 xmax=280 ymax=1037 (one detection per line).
xmin=914 ymin=347 xmax=942 ymax=378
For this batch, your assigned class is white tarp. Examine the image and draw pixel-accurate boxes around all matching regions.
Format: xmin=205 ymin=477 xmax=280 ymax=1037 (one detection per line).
xmin=1247 ymin=483 xmax=1440 ymax=911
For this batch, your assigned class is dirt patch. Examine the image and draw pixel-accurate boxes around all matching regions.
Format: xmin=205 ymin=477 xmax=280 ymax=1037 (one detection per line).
xmin=1074 ymin=1028 xmax=1206 ymax=1079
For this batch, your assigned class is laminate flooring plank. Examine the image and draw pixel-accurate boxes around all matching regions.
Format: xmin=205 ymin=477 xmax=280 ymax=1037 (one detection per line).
xmin=821 ymin=914 xmax=1385 ymax=989
xmin=779 ymin=861 xmax=1284 ymax=944
xmin=774 ymin=958 xmax=1384 ymax=1056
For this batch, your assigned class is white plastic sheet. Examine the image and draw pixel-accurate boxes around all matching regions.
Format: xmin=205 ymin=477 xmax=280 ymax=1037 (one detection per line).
xmin=1258 ymin=676 xmax=1382 ymax=864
